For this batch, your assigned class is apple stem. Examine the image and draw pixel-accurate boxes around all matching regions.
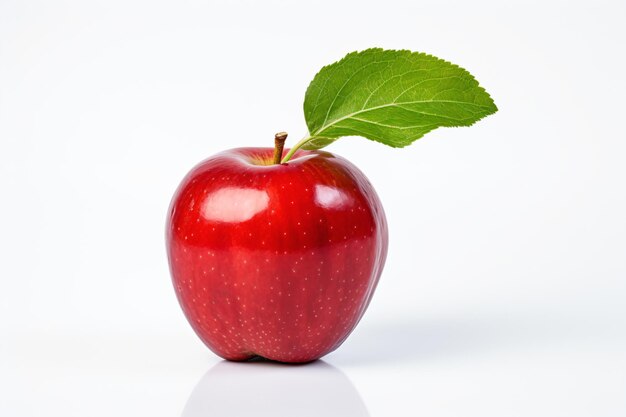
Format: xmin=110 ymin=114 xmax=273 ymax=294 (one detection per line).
xmin=273 ymin=132 xmax=288 ymax=165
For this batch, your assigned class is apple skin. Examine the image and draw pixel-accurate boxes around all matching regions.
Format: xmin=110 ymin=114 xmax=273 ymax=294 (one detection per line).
xmin=166 ymin=147 xmax=387 ymax=363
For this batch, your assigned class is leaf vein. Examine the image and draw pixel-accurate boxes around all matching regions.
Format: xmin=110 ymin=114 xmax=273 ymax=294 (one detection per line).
xmin=313 ymin=100 xmax=493 ymax=136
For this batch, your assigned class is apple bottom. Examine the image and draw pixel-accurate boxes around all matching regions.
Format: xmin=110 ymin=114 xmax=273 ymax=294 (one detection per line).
xmin=172 ymin=238 xmax=380 ymax=363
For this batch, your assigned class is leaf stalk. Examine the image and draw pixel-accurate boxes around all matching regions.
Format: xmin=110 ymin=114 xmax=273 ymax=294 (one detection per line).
xmin=280 ymin=136 xmax=312 ymax=163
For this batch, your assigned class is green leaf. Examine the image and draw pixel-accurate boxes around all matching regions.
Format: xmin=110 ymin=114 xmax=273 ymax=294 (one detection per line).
xmin=299 ymin=48 xmax=497 ymax=152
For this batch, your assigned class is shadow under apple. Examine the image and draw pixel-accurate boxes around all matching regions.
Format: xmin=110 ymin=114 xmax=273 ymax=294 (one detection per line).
xmin=181 ymin=360 xmax=370 ymax=417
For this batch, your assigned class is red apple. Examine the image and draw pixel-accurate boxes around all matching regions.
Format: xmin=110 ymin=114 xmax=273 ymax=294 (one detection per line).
xmin=166 ymin=146 xmax=387 ymax=363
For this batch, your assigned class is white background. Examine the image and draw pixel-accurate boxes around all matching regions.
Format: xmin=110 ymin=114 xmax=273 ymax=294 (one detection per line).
xmin=1 ymin=0 xmax=625 ymax=415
